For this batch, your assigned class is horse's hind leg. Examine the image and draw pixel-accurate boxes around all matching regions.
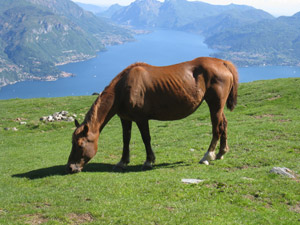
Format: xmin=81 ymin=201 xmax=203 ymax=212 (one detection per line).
xmin=114 ymin=119 xmax=132 ymax=171
xmin=136 ymin=120 xmax=156 ymax=170
xmin=200 ymin=95 xmax=226 ymax=165
xmin=216 ymin=112 xmax=229 ymax=160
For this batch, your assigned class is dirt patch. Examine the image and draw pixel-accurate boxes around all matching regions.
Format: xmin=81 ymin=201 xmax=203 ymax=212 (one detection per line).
xmin=278 ymin=119 xmax=292 ymax=122
xmin=68 ymin=213 xmax=93 ymax=225
xmin=34 ymin=202 xmax=51 ymax=209
xmin=244 ymin=194 xmax=256 ymax=201
xmin=24 ymin=214 xmax=48 ymax=225
xmin=290 ymin=203 xmax=300 ymax=213
xmin=267 ymin=95 xmax=281 ymax=101
xmin=0 ymin=208 xmax=7 ymax=215
xmin=253 ymin=114 xmax=276 ymax=119
xmin=223 ymin=164 xmax=259 ymax=172
xmin=166 ymin=206 xmax=175 ymax=211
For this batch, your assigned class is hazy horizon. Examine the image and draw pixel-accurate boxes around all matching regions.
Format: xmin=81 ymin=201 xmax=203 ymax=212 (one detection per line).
xmin=73 ymin=0 xmax=300 ymax=17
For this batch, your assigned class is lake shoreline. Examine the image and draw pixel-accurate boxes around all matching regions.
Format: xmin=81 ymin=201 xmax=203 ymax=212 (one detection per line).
xmin=1 ymin=30 xmax=300 ymax=100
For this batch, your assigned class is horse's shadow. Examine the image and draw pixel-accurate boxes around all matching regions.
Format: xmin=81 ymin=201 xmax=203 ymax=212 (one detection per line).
xmin=12 ymin=161 xmax=187 ymax=180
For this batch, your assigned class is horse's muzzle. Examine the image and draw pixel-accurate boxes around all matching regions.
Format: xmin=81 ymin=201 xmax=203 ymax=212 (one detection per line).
xmin=66 ymin=163 xmax=82 ymax=174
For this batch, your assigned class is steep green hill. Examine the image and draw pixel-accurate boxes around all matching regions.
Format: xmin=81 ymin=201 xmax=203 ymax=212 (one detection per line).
xmin=0 ymin=0 xmax=133 ymax=88
xmin=0 ymin=78 xmax=299 ymax=224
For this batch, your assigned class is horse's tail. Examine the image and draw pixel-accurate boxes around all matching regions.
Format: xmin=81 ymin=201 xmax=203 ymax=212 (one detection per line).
xmin=225 ymin=61 xmax=239 ymax=111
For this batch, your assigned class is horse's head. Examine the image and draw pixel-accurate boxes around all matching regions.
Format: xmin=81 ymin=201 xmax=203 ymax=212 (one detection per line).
xmin=66 ymin=120 xmax=98 ymax=174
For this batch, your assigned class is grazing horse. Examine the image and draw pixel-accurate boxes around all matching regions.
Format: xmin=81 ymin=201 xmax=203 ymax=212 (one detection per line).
xmin=67 ymin=57 xmax=238 ymax=173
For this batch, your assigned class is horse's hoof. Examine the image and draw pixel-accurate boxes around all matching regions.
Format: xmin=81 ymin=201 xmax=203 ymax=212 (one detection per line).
xmin=216 ymin=154 xmax=224 ymax=160
xmin=142 ymin=162 xmax=153 ymax=171
xmin=199 ymin=160 xmax=209 ymax=165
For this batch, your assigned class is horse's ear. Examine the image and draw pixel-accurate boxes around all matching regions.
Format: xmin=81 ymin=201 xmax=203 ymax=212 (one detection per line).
xmin=83 ymin=124 xmax=89 ymax=135
xmin=75 ymin=119 xmax=80 ymax=128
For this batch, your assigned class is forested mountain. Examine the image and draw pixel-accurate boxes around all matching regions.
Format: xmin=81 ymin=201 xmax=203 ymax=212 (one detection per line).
xmin=206 ymin=12 xmax=300 ymax=66
xmin=103 ymin=0 xmax=300 ymax=66
xmin=0 ymin=0 xmax=133 ymax=88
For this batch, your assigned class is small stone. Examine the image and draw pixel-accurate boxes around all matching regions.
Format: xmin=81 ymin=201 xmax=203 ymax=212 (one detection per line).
xmin=181 ymin=179 xmax=204 ymax=184
xmin=19 ymin=121 xmax=27 ymax=125
xmin=54 ymin=115 xmax=61 ymax=121
xmin=12 ymin=127 xmax=18 ymax=131
xmin=60 ymin=111 xmax=68 ymax=116
xmin=190 ymin=148 xmax=195 ymax=152
xmin=47 ymin=116 xmax=54 ymax=122
xmin=40 ymin=116 xmax=47 ymax=121
xmin=242 ymin=177 xmax=255 ymax=181
xmin=61 ymin=116 xmax=67 ymax=121
xmin=67 ymin=117 xmax=74 ymax=122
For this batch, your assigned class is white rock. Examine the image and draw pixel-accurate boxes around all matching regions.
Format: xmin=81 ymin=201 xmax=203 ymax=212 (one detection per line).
xmin=61 ymin=111 xmax=68 ymax=116
xmin=40 ymin=116 xmax=47 ymax=121
xmin=47 ymin=116 xmax=54 ymax=122
xmin=61 ymin=116 xmax=67 ymax=121
xmin=67 ymin=117 xmax=74 ymax=122
xmin=181 ymin=179 xmax=204 ymax=184
xmin=40 ymin=111 xmax=75 ymax=123
xmin=53 ymin=116 xmax=59 ymax=121
xmin=242 ymin=177 xmax=255 ymax=181
xmin=19 ymin=122 xmax=27 ymax=125
xmin=270 ymin=167 xmax=296 ymax=178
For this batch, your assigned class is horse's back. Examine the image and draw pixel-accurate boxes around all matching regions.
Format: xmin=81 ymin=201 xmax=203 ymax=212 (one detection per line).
xmin=115 ymin=57 xmax=237 ymax=121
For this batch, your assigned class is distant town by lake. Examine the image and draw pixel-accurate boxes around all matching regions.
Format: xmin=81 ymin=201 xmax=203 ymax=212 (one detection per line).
xmin=1 ymin=30 xmax=300 ymax=99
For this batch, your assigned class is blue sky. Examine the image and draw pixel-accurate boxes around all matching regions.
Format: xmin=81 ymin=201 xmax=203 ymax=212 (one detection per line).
xmin=73 ymin=0 xmax=300 ymax=16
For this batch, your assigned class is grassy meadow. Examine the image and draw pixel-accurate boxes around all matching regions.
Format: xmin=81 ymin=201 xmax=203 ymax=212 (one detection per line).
xmin=0 ymin=78 xmax=299 ymax=224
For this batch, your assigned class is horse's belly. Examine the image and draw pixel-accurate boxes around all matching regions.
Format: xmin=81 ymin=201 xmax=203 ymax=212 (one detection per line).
xmin=147 ymin=100 xmax=201 ymax=120
xmin=119 ymin=94 xmax=203 ymax=121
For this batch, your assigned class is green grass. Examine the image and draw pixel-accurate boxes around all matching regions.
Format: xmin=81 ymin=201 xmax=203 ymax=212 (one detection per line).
xmin=0 ymin=78 xmax=300 ymax=224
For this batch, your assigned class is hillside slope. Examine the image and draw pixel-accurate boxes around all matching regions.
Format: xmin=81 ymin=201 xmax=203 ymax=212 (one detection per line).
xmin=0 ymin=78 xmax=299 ymax=224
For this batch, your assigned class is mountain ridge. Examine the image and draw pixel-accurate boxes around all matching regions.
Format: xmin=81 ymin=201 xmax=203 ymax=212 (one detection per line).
xmin=106 ymin=0 xmax=273 ymax=29
xmin=102 ymin=0 xmax=300 ymax=66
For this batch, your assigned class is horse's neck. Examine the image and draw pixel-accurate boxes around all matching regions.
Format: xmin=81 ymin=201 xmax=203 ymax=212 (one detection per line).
xmin=85 ymin=90 xmax=116 ymax=134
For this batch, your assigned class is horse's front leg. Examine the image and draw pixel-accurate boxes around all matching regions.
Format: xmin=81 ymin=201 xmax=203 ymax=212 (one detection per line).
xmin=136 ymin=120 xmax=156 ymax=170
xmin=114 ymin=119 xmax=132 ymax=171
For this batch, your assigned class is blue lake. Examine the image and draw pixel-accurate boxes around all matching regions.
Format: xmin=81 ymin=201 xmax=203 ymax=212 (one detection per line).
xmin=1 ymin=30 xmax=300 ymax=99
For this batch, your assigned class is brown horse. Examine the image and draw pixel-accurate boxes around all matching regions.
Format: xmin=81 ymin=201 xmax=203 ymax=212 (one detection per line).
xmin=67 ymin=57 xmax=238 ymax=173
